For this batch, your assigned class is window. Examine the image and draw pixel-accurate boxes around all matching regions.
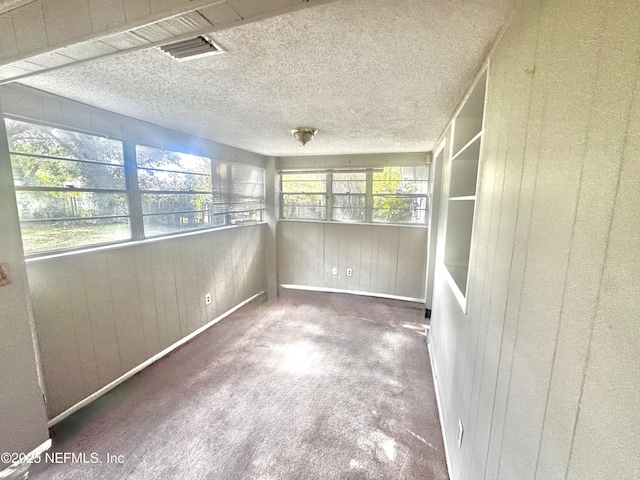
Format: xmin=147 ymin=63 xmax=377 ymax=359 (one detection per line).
xmin=332 ymin=172 xmax=366 ymax=222
xmin=6 ymin=119 xmax=130 ymax=254
xmin=137 ymin=145 xmax=219 ymax=237
xmin=280 ymin=166 xmax=429 ymax=225
xmin=372 ymin=166 xmax=429 ymax=224
xmin=281 ymin=173 xmax=327 ymax=220
xmin=5 ymin=119 xmax=265 ymax=255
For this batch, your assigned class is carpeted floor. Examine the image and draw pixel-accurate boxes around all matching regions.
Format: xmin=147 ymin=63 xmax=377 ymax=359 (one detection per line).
xmin=28 ymin=290 xmax=448 ymax=479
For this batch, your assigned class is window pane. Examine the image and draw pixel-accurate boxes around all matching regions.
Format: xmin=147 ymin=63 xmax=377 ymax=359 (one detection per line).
xmin=333 ymin=208 xmax=365 ymax=222
xmin=373 ymin=195 xmax=427 ymax=210
xmin=373 ymin=166 xmax=429 ymax=195
xmin=6 ymin=119 xmax=123 ymax=164
xmin=373 ymin=208 xmax=427 ymax=224
xmin=282 ymin=173 xmax=326 ymax=193
xmin=136 ymin=145 xmax=210 ymax=174
xmin=11 ymin=155 xmax=126 ymax=189
xmin=138 ymin=169 xmax=212 ymax=192
xmin=332 ymin=172 xmax=366 ymax=193
xmin=143 ymin=212 xmax=224 ymax=237
xmin=20 ymin=218 xmax=130 ymax=254
xmin=282 ymin=205 xmax=326 ymax=220
xmin=333 ymin=194 xmax=365 ymax=208
xmin=229 ymin=210 xmax=262 ymax=225
xmin=213 ymin=201 xmax=265 ymax=214
xmin=141 ymin=193 xmax=213 ymax=214
xmin=16 ymin=191 xmax=129 ymax=220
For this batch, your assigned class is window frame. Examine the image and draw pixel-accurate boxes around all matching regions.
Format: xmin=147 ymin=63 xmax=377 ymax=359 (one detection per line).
xmin=4 ymin=116 xmax=266 ymax=257
xmin=280 ymin=167 xmax=429 ymax=226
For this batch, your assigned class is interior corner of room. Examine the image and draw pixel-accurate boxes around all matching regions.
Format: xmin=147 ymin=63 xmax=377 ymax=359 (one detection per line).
xmin=0 ymin=0 xmax=638 ymax=479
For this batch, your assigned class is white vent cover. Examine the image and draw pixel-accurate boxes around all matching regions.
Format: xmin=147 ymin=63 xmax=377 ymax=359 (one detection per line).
xmin=158 ymin=36 xmax=223 ymax=61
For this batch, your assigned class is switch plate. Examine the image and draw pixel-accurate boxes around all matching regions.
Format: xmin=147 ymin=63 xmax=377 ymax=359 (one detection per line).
xmin=346 ymin=268 xmax=352 ymax=277
xmin=332 ymin=267 xmax=338 ymax=275
xmin=0 ymin=263 xmax=10 ymax=287
xmin=457 ymin=419 xmax=464 ymax=449
xmin=205 ymin=293 xmax=212 ymax=305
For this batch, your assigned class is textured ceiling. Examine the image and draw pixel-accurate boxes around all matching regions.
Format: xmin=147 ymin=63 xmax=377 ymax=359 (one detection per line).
xmin=18 ymin=0 xmax=515 ymax=156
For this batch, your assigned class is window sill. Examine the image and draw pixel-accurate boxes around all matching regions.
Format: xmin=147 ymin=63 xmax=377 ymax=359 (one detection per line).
xmin=278 ymin=218 xmax=428 ymax=229
xmin=25 ymin=221 xmax=267 ymax=264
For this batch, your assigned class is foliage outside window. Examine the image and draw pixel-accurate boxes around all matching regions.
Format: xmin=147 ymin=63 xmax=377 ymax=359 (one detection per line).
xmin=7 ymin=119 xmax=130 ymax=253
xmin=280 ymin=166 xmax=429 ymax=224
xmin=5 ymin=119 xmax=265 ymax=255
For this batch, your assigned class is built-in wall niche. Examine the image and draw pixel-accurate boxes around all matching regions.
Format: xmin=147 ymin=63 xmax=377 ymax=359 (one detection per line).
xmin=443 ymin=69 xmax=487 ymax=310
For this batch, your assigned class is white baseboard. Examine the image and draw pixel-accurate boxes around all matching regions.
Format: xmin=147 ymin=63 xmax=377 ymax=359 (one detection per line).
xmin=280 ymin=284 xmax=425 ymax=304
xmin=0 ymin=439 xmax=51 ymax=479
xmin=47 ymin=291 xmax=266 ymax=428
xmin=428 ymin=342 xmax=453 ymax=480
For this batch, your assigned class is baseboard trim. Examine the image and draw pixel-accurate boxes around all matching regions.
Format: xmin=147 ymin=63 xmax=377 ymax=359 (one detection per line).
xmin=0 ymin=439 xmax=51 ymax=479
xmin=428 ymin=342 xmax=453 ymax=480
xmin=279 ymin=284 xmax=425 ymax=304
xmin=47 ymin=290 xmax=266 ymax=428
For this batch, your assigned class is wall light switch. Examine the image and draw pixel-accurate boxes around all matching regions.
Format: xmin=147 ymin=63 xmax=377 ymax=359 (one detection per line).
xmin=346 ymin=268 xmax=353 ymax=277
xmin=332 ymin=267 xmax=338 ymax=276
xmin=205 ymin=293 xmax=212 ymax=305
xmin=0 ymin=263 xmax=10 ymax=287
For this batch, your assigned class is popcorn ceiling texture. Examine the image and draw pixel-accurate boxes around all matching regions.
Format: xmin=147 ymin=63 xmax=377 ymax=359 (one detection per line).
xmin=19 ymin=0 xmax=515 ymax=156
xmin=28 ymin=291 xmax=448 ymax=479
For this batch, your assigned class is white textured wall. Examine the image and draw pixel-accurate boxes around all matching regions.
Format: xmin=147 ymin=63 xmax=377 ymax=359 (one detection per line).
xmin=0 ymin=100 xmax=49 ymax=468
xmin=429 ymin=1 xmax=640 ymax=479
xmin=28 ymin=224 xmax=267 ymax=418
xmin=278 ymin=221 xmax=428 ymax=301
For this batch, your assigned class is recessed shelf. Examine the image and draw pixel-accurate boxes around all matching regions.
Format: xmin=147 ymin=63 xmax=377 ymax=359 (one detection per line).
xmin=442 ymin=69 xmax=487 ymax=312
xmin=452 ymin=72 xmax=487 ymax=156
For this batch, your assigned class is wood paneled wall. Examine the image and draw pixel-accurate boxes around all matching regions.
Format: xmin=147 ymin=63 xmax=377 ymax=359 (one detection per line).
xmin=28 ymin=225 xmax=267 ymax=418
xmin=429 ymin=0 xmax=640 ymax=479
xmin=278 ymin=221 xmax=428 ymax=301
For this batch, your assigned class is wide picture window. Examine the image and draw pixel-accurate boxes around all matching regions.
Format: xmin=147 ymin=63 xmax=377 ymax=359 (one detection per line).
xmin=281 ymin=166 xmax=429 ymax=224
xmin=5 ymin=119 xmax=265 ymax=255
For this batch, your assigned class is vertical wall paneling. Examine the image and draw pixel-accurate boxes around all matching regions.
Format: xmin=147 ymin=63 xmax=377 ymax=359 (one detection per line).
xmin=0 ymin=97 xmax=49 ymax=467
xmin=278 ymin=221 xmax=428 ymax=301
xmin=429 ymin=0 xmax=640 ymax=479
xmin=27 ymin=225 xmax=267 ymax=419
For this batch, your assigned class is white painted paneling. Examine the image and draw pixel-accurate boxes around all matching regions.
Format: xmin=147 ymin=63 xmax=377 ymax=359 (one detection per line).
xmin=0 ymin=100 xmax=49 ymax=467
xmin=429 ymin=0 xmax=640 ymax=479
xmin=278 ymin=221 xmax=428 ymax=300
xmin=28 ymin=225 xmax=267 ymax=418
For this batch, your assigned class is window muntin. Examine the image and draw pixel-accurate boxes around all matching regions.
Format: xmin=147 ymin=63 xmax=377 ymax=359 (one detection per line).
xmin=5 ymin=119 xmax=266 ymax=255
xmin=280 ymin=166 xmax=429 ymax=225
xmin=6 ymin=119 xmax=130 ymax=254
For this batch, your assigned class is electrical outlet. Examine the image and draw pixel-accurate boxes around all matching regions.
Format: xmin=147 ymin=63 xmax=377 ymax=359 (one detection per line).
xmin=346 ymin=268 xmax=352 ymax=277
xmin=457 ymin=419 xmax=464 ymax=449
xmin=332 ymin=267 xmax=338 ymax=276
xmin=205 ymin=293 xmax=212 ymax=305
xmin=0 ymin=263 xmax=10 ymax=287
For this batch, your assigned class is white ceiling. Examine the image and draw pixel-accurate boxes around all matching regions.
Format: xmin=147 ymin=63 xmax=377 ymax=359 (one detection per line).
xmin=17 ymin=0 xmax=515 ymax=156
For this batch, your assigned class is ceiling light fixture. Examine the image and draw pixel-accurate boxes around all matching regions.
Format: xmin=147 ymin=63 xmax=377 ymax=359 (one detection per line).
xmin=290 ymin=127 xmax=318 ymax=146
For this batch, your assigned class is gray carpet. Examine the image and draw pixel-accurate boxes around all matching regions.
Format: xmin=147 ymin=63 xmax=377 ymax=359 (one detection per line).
xmin=28 ymin=290 xmax=448 ymax=479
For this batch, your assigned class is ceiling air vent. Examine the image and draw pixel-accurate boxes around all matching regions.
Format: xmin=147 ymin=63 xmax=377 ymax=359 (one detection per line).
xmin=158 ymin=35 xmax=223 ymax=61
